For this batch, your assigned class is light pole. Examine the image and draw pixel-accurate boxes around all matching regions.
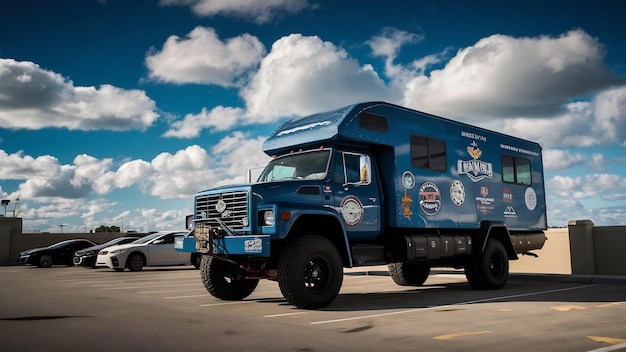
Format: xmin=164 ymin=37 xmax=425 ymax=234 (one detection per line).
xmin=59 ymin=224 xmax=65 ymax=234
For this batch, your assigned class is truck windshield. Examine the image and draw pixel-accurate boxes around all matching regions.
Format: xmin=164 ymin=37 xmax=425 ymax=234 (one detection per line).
xmin=257 ymin=150 xmax=331 ymax=182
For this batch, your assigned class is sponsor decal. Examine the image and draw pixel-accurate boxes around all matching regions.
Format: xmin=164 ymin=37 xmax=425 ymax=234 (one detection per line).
xmin=476 ymin=186 xmax=495 ymax=215
xmin=401 ymin=189 xmax=413 ymax=220
xmin=450 ymin=180 xmax=465 ymax=206
xmin=402 ymin=171 xmax=416 ymax=189
xmin=340 ymin=196 xmax=364 ymax=226
xmin=419 ymin=182 xmax=441 ymax=215
xmin=244 ymin=238 xmax=263 ymax=253
xmin=504 ymin=206 xmax=517 ymax=218
xmin=323 ymin=185 xmax=332 ymax=193
xmin=461 ymin=131 xmax=487 ymax=142
xmin=457 ymin=141 xmax=493 ymax=182
xmin=525 ymin=187 xmax=538 ymax=211
xmin=503 ymin=188 xmax=513 ymax=203
xmin=499 ymin=143 xmax=540 ymax=157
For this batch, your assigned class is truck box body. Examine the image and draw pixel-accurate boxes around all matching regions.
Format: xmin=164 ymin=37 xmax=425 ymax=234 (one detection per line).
xmin=263 ymin=101 xmax=546 ymax=233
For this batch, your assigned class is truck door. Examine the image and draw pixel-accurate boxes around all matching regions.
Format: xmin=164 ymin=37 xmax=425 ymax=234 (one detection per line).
xmin=332 ymin=151 xmax=381 ymax=240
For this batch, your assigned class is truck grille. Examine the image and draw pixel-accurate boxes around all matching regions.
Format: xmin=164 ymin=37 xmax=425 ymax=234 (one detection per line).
xmin=195 ymin=191 xmax=249 ymax=230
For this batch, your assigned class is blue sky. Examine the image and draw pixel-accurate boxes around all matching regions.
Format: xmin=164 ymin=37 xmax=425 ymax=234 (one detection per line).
xmin=1 ymin=0 xmax=625 ymax=232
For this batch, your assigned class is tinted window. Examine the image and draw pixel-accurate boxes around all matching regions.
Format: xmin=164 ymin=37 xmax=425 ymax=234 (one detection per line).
xmin=359 ymin=112 xmax=387 ymax=132
xmin=410 ymin=134 xmax=446 ymax=171
xmin=502 ymin=155 xmax=532 ymax=185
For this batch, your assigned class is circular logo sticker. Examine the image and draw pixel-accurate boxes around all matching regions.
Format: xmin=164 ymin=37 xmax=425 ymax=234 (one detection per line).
xmin=340 ymin=196 xmax=364 ymax=226
xmin=402 ymin=171 xmax=415 ymax=189
xmin=419 ymin=182 xmax=441 ymax=215
xmin=525 ymin=187 xmax=537 ymax=211
xmin=450 ymin=180 xmax=465 ymax=206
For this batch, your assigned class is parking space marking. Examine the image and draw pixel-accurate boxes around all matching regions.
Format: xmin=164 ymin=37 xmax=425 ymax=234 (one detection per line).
xmin=102 ymin=282 xmax=201 ymax=290
xmin=310 ymin=285 xmax=595 ymax=325
xmin=137 ymin=288 xmax=206 ymax=294
xmin=264 ymin=312 xmax=308 ymax=318
xmin=433 ymin=331 xmax=492 ymax=340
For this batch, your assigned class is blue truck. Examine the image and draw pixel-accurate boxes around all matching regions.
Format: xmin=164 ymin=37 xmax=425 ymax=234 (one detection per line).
xmin=178 ymin=101 xmax=547 ymax=309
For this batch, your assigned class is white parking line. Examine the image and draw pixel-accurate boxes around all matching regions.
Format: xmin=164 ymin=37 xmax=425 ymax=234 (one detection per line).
xmin=310 ymin=285 xmax=595 ymax=325
xmin=102 ymin=283 xmax=202 ymax=290
xmin=264 ymin=312 xmax=308 ymax=318
xmin=587 ymin=343 xmax=626 ymax=352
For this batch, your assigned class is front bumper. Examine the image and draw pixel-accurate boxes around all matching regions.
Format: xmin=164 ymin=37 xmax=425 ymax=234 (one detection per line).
xmin=96 ymin=255 xmax=122 ymax=269
xmin=188 ymin=223 xmax=270 ymax=256
xmin=73 ymin=255 xmax=97 ymax=267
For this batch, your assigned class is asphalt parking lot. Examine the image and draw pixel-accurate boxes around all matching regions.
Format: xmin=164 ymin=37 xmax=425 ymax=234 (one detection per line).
xmin=1 ymin=265 xmax=625 ymax=352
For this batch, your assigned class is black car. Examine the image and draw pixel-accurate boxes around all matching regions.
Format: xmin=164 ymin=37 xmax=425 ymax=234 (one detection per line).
xmin=18 ymin=239 xmax=97 ymax=268
xmin=73 ymin=236 xmax=140 ymax=268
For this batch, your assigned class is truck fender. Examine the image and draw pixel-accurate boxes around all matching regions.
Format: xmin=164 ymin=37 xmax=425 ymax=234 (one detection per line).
xmin=475 ymin=222 xmax=518 ymax=260
xmin=283 ymin=208 xmax=354 ymax=268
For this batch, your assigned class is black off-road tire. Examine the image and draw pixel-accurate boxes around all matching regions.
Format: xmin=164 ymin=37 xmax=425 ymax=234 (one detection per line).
xmin=388 ymin=262 xmax=431 ymax=286
xmin=200 ymin=256 xmax=259 ymax=300
xmin=126 ymin=253 xmax=145 ymax=272
xmin=37 ymin=254 xmax=53 ymax=268
xmin=465 ymin=239 xmax=509 ymax=290
xmin=277 ymin=235 xmax=343 ymax=309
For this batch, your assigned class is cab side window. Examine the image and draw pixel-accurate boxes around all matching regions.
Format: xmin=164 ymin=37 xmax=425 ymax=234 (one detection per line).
xmin=334 ymin=152 xmax=371 ymax=185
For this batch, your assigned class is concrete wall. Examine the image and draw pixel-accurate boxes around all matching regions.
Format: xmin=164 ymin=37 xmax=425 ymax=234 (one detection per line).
xmin=568 ymin=220 xmax=626 ymax=276
xmin=509 ymin=228 xmax=571 ymax=274
xmin=0 ymin=217 xmax=148 ymax=265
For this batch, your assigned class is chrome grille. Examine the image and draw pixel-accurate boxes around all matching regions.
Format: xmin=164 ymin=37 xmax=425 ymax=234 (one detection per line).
xmin=195 ymin=191 xmax=249 ymax=229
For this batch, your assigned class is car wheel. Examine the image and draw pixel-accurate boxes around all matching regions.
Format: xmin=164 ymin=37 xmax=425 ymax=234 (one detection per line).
xmin=201 ymin=256 xmax=259 ymax=300
xmin=37 ymin=254 xmax=53 ymax=268
xmin=277 ymin=235 xmax=343 ymax=309
xmin=127 ymin=253 xmax=145 ymax=272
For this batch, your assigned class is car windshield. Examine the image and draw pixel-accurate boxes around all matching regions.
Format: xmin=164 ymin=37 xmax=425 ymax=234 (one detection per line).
xmin=257 ymin=150 xmax=331 ymax=182
xmin=103 ymin=237 xmax=135 ymax=246
xmin=132 ymin=233 xmax=162 ymax=244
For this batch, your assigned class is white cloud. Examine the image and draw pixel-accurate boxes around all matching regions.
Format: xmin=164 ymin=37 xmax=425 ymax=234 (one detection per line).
xmin=159 ymin=0 xmax=311 ymax=24
xmin=163 ymin=106 xmax=245 ymax=138
xmin=0 ymin=59 xmax=159 ymax=131
xmin=242 ymin=34 xmax=390 ymax=122
xmin=402 ymin=30 xmax=616 ymax=119
xmin=543 ymin=149 xmax=585 ymax=172
xmin=146 ymin=27 xmax=266 ymax=86
xmin=366 ymin=27 xmax=426 ymax=79
xmin=547 ymin=173 xmax=626 ymax=200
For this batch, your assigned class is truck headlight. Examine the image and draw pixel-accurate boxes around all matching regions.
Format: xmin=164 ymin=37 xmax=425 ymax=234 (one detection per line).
xmin=263 ymin=210 xmax=275 ymax=226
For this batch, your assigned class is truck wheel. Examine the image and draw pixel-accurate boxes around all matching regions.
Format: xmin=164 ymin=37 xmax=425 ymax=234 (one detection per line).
xmin=201 ymin=256 xmax=259 ymax=300
xmin=388 ymin=262 xmax=430 ymax=286
xmin=277 ymin=235 xmax=343 ymax=309
xmin=465 ymin=239 xmax=508 ymax=290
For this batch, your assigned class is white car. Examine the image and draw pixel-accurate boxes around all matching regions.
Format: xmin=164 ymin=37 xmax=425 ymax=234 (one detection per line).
xmin=96 ymin=231 xmax=194 ymax=271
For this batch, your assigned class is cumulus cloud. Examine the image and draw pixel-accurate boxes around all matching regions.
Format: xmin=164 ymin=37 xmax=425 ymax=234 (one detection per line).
xmin=159 ymin=0 xmax=311 ymax=24
xmin=242 ymin=34 xmax=390 ymax=122
xmin=402 ymin=30 xmax=617 ymax=119
xmin=0 ymin=59 xmax=159 ymax=131
xmin=145 ymin=27 xmax=266 ymax=86
xmin=547 ymin=173 xmax=626 ymax=200
xmin=543 ymin=149 xmax=586 ymax=172
xmin=163 ymin=106 xmax=245 ymax=138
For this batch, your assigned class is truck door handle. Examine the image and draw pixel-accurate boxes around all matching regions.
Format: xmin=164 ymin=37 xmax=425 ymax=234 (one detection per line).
xmin=369 ymin=197 xmax=377 ymax=202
